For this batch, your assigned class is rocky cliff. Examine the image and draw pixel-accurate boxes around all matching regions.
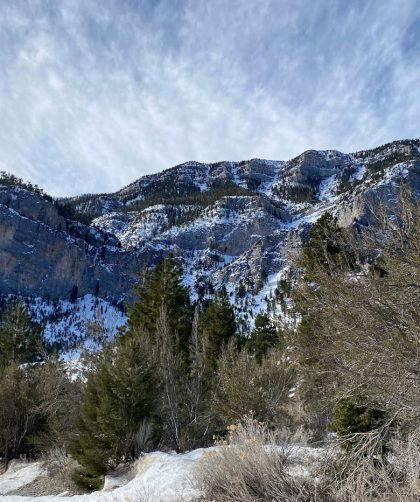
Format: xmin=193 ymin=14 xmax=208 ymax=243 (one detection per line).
xmin=0 ymin=186 xmax=138 ymax=300
xmin=0 ymin=138 xmax=419 ymax=349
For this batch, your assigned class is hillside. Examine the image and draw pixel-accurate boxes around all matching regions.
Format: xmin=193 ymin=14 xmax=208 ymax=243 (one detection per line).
xmin=0 ymin=138 xmax=419 ymax=350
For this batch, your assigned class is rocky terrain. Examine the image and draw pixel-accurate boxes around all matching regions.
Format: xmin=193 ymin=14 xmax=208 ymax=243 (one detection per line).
xmin=0 ymin=138 xmax=419 ymax=350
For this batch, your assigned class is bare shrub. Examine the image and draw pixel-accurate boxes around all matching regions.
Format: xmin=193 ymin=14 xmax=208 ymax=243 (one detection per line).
xmin=211 ymin=343 xmax=295 ymax=429
xmin=45 ymin=446 xmax=69 ymax=473
xmin=321 ymin=425 xmax=420 ymax=501
xmin=195 ymin=416 xmax=333 ymax=502
xmin=293 ymin=189 xmax=420 ymax=429
xmin=132 ymin=420 xmax=154 ymax=455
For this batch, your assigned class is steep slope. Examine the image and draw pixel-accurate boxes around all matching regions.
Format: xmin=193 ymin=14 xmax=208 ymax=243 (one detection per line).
xmin=0 ymin=139 xmax=419 ymax=349
xmin=0 ymin=186 xmax=139 ymax=300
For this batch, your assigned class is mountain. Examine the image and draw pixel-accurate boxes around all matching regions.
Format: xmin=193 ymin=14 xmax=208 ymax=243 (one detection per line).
xmin=0 ymin=139 xmax=419 ymax=351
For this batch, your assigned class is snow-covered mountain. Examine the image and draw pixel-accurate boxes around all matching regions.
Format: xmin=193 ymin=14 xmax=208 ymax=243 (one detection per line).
xmin=1 ymin=139 xmax=419 ymax=350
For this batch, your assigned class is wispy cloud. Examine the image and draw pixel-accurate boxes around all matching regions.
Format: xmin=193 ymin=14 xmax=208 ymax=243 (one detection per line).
xmin=0 ymin=0 xmax=419 ymax=196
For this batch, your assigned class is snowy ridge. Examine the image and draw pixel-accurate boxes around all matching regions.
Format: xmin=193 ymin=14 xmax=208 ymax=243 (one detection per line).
xmin=2 ymin=139 xmax=419 ymax=348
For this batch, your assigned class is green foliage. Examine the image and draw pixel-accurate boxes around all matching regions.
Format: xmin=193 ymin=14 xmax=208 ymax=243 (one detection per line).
xmin=247 ymin=314 xmax=280 ymax=363
xmin=70 ymin=256 xmax=233 ymax=473
xmin=121 ymin=181 xmax=254 ymax=215
xmin=0 ymin=300 xmax=41 ymax=372
xmin=237 ymin=281 xmax=246 ymax=298
xmin=335 ymin=165 xmax=359 ymax=194
xmin=0 ymin=171 xmax=52 ymax=201
xmin=56 ymin=180 xmax=255 ymax=228
xmin=301 ymin=213 xmax=356 ymax=277
xmin=55 ymin=201 xmax=97 ymax=225
xmin=272 ymin=182 xmax=318 ymax=203
xmin=292 ymin=214 xmax=360 ymax=429
xmin=200 ymin=292 xmax=236 ymax=373
xmin=71 ymin=469 xmax=104 ymax=492
xmin=69 ymin=339 xmax=158 ymax=490
xmin=126 ymin=255 xmax=193 ymax=356
xmin=329 ymin=397 xmax=387 ymax=452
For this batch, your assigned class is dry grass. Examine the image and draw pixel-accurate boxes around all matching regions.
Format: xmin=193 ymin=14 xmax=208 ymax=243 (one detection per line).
xmin=194 ymin=415 xmax=420 ymax=501
xmin=9 ymin=449 xmax=83 ymax=497
xmin=194 ymin=416 xmax=333 ymax=502
xmin=320 ymin=427 xmax=420 ymax=502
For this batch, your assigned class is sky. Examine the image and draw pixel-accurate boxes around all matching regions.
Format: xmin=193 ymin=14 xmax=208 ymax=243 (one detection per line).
xmin=0 ymin=0 xmax=419 ymax=197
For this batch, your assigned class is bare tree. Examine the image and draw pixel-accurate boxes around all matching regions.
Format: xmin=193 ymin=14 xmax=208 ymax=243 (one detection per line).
xmin=155 ymin=303 xmax=185 ymax=450
xmin=188 ymin=305 xmax=208 ymax=426
xmin=293 ymin=189 xmax=420 ymax=422
xmin=0 ymin=364 xmax=37 ymax=470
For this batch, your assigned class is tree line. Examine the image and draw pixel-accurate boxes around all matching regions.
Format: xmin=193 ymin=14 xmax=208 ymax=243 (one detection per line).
xmin=0 ymin=188 xmax=418 ymax=499
xmin=0 ymin=254 xmax=282 ymax=491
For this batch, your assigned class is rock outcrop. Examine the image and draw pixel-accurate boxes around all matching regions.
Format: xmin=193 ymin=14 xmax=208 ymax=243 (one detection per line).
xmin=0 ymin=138 xmax=419 ymax=347
xmin=0 ymin=186 xmax=139 ymax=300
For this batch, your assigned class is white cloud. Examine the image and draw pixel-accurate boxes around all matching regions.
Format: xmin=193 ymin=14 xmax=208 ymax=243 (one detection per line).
xmin=0 ymin=0 xmax=418 ymax=196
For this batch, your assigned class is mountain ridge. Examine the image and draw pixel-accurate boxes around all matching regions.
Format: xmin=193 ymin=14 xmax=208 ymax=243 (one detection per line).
xmin=0 ymin=138 xmax=419 ymax=350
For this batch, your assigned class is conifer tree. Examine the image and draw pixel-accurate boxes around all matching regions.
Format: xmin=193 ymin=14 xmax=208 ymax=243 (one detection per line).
xmin=127 ymin=255 xmax=193 ymax=356
xmin=247 ymin=313 xmax=280 ymax=363
xmin=301 ymin=212 xmax=356 ymax=277
xmin=69 ymin=337 xmax=158 ymax=490
xmin=200 ymin=291 xmax=236 ymax=374
xmin=0 ymin=300 xmax=41 ymax=372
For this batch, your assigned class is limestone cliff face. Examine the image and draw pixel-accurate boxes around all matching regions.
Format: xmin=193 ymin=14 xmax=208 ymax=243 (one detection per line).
xmin=0 ymin=186 xmax=139 ymax=300
xmin=1 ymin=138 xmax=419 ymax=313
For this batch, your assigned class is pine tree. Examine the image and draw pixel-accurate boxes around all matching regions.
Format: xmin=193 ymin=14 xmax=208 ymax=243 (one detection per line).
xmin=328 ymin=397 xmax=388 ymax=453
xmin=0 ymin=300 xmax=41 ymax=372
xmin=301 ymin=212 xmax=356 ymax=277
xmin=200 ymin=292 xmax=236 ymax=374
xmin=69 ymin=338 xmax=158 ymax=490
xmin=247 ymin=313 xmax=280 ymax=363
xmin=126 ymin=255 xmax=193 ymax=356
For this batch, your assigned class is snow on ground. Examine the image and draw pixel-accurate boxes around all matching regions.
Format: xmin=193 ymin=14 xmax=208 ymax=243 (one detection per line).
xmin=0 ymin=461 xmax=44 ymax=496
xmin=349 ymin=163 xmax=366 ymax=182
xmin=27 ymin=294 xmax=126 ymax=352
xmin=0 ymin=450 xmax=205 ymax=502
xmin=377 ymin=161 xmax=410 ymax=187
xmin=257 ymin=160 xmax=283 ymax=196
xmin=0 ymin=445 xmax=325 ymax=502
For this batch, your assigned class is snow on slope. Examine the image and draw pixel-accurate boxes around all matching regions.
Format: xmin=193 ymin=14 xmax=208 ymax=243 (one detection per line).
xmin=25 ymin=294 xmax=126 ymax=352
xmin=29 ymin=155 xmax=419 ymax=346
xmin=0 ymin=445 xmax=325 ymax=501
xmin=0 ymin=450 xmax=205 ymax=501
xmin=6 ymin=141 xmax=417 ymax=349
xmin=0 ymin=462 xmax=44 ymax=496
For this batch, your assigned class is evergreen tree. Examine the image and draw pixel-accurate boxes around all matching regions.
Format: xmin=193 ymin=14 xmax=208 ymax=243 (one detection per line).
xmin=0 ymin=300 xmax=41 ymax=372
xmin=329 ymin=397 xmax=388 ymax=453
xmin=301 ymin=212 xmax=356 ymax=277
xmin=200 ymin=291 xmax=236 ymax=373
xmin=126 ymin=255 xmax=193 ymax=356
xmin=70 ymin=285 xmax=78 ymax=303
xmin=69 ymin=338 xmax=158 ymax=490
xmin=247 ymin=313 xmax=280 ymax=363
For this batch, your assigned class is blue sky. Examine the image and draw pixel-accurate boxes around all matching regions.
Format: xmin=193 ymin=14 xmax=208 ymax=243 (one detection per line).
xmin=0 ymin=0 xmax=419 ymax=196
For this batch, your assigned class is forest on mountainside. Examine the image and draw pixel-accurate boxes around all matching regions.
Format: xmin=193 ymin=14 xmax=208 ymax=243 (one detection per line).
xmin=0 ymin=190 xmax=419 ymax=501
